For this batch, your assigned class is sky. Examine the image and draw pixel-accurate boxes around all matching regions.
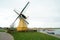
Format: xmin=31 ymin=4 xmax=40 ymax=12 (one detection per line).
xmin=0 ymin=0 xmax=60 ymax=28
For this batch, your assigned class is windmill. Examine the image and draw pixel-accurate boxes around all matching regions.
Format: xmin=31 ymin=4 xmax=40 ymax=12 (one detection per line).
xmin=11 ymin=2 xmax=29 ymax=31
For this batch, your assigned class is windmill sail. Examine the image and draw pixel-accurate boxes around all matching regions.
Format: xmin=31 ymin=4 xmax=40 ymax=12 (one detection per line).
xmin=20 ymin=2 xmax=29 ymax=14
xmin=11 ymin=2 xmax=29 ymax=26
xmin=14 ymin=10 xmax=20 ymax=15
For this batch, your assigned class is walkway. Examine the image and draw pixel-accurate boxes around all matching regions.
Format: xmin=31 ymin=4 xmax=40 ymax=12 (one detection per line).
xmin=0 ymin=32 xmax=14 ymax=40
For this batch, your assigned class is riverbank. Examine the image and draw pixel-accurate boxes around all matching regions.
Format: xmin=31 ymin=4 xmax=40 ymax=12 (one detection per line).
xmin=39 ymin=30 xmax=60 ymax=38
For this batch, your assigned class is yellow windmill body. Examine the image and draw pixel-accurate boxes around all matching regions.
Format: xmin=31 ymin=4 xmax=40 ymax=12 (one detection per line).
xmin=11 ymin=2 xmax=29 ymax=31
xmin=17 ymin=15 xmax=28 ymax=31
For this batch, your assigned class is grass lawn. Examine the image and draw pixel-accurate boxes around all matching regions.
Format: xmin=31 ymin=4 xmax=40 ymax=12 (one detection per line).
xmin=11 ymin=32 xmax=60 ymax=40
xmin=0 ymin=29 xmax=6 ymax=32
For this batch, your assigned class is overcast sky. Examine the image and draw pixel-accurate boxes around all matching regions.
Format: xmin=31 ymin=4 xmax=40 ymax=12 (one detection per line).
xmin=0 ymin=0 xmax=60 ymax=28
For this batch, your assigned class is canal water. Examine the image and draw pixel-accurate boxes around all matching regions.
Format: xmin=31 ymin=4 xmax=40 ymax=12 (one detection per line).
xmin=53 ymin=29 xmax=60 ymax=34
xmin=39 ymin=29 xmax=60 ymax=35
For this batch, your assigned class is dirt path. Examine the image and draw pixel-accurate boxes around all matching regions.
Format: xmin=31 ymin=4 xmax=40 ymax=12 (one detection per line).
xmin=0 ymin=32 xmax=14 ymax=40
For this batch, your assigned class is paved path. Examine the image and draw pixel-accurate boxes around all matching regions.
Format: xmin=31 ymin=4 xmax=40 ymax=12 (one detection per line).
xmin=0 ymin=32 xmax=14 ymax=40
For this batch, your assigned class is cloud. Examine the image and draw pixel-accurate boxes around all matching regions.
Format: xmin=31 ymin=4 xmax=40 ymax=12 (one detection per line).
xmin=0 ymin=0 xmax=60 ymax=28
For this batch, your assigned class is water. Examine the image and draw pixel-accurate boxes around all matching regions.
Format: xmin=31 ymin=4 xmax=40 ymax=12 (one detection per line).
xmin=39 ymin=29 xmax=60 ymax=35
xmin=53 ymin=29 xmax=60 ymax=34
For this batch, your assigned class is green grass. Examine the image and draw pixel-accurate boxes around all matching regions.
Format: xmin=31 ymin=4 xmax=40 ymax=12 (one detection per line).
xmin=0 ymin=29 xmax=6 ymax=32
xmin=11 ymin=32 xmax=60 ymax=40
